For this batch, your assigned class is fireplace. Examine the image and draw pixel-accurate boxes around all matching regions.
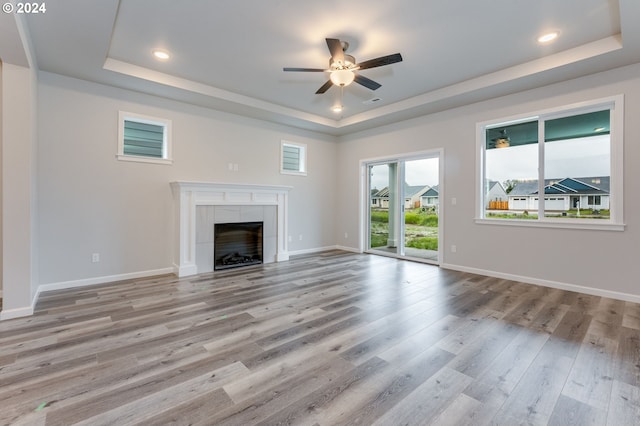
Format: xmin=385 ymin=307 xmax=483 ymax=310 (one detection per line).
xmin=214 ymin=222 xmax=263 ymax=270
xmin=171 ymin=181 xmax=291 ymax=277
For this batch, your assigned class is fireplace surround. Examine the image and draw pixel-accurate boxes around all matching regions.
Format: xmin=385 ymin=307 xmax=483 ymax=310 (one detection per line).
xmin=171 ymin=181 xmax=291 ymax=277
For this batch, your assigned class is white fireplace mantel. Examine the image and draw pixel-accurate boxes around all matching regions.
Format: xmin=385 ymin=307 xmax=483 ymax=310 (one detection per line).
xmin=171 ymin=181 xmax=292 ymax=277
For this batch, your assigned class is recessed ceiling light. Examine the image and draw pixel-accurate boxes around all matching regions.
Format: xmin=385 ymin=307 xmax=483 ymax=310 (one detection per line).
xmin=152 ymin=49 xmax=170 ymax=60
xmin=332 ymin=105 xmax=343 ymax=113
xmin=537 ymin=31 xmax=559 ymax=44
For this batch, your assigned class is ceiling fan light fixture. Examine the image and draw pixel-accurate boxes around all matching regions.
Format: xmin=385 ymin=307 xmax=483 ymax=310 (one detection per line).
xmin=495 ymin=138 xmax=510 ymax=148
xmin=331 ymin=54 xmax=356 ymax=70
xmin=330 ymin=69 xmax=355 ymax=87
xmin=493 ymin=129 xmax=511 ymax=148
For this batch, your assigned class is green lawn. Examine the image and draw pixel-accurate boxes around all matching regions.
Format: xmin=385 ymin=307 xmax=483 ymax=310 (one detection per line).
xmin=370 ymin=208 xmax=438 ymax=250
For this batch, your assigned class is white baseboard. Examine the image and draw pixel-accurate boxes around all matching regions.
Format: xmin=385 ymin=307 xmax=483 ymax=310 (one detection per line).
xmin=0 ymin=286 xmax=42 ymax=321
xmin=0 ymin=305 xmax=35 ymax=320
xmin=334 ymin=245 xmax=362 ymax=254
xmin=38 ymin=267 xmax=176 ymax=294
xmin=441 ymin=262 xmax=640 ymax=304
xmin=288 ymin=245 xmax=362 ymax=256
xmin=288 ymin=245 xmax=339 ymax=256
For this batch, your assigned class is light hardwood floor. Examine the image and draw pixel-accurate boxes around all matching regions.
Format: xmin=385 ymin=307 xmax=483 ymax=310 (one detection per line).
xmin=1 ymin=250 xmax=639 ymax=425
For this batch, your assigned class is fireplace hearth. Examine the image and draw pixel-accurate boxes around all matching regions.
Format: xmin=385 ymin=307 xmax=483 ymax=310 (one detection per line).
xmin=214 ymin=222 xmax=263 ymax=270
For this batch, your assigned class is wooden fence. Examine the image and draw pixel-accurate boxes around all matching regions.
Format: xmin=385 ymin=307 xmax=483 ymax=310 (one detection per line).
xmin=488 ymin=201 xmax=509 ymax=210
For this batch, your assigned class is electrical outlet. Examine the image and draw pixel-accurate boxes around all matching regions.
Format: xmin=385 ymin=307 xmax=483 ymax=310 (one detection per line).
xmin=451 ymin=197 xmax=457 ymax=205
xmin=451 ymin=245 xmax=457 ymax=253
xmin=92 ymin=253 xmax=100 ymax=262
xmin=344 ymin=232 xmax=348 ymax=239
xmin=288 ymin=235 xmax=292 ymax=242
xmin=299 ymin=234 xmax=303 ymax=241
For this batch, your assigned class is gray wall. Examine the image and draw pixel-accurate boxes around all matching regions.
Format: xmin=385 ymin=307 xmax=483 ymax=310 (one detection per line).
xmin=336 ymin=63 xmax=640 ymax=299
xmin=31 ymin=61 xmax=640 ymax=303
xmin=37 ymin=72 xmax=337 ymax=285
xmin=1 ymin=63 xmax=38 ymax=314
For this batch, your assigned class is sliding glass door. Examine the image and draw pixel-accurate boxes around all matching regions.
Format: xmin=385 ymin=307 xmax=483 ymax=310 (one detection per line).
xmin=368 ymin=162 xmax=400 ymax=256
xmin=367 ymin=154 xmax=440 ymax=264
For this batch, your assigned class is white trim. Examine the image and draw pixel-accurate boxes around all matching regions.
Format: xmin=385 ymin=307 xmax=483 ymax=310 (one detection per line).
xmin=118 ymin=111 xmax=172 ymax=165
xmin=359 ymin=148 xmax=443 ymax=261
xmin=475 ymin=218 xmax=625 ymax=231
xmin=170 ymin=181 xmax=292 ymax=277
xmin=441 ymin=262 xmax=640 ymax=304
xmin=116 ymin=154 xmax=173 ymax=165
xmin=476 ymin=94 xmax=624 ymax=227
xmin=334 ymin=245 xmax=362 ymax=254
xmin=280 ymin=140 xmax=307 ymax=176
xmin=288 ymin=245 xmax=341 ymax=256
xmin=0 ymin=285 xmax=42 ymax=321
xmin=288 ymin=245 xmax=362 ymax=257
xmin=37 ymin=267 xmax=175 ymax=293
xmin=0 ymin=268 xmax=173 ymax=320
xmin=0 ymin=304 xmax=35 ymax=321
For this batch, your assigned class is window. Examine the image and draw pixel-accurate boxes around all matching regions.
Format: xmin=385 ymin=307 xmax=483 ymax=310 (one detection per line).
xmin=281 ymin=141 xmax=306 ymax=175
xmin=588 ymin=196 xmax=601 ymax=206
xmin=117 ymin=111 xmax=172 ymax=164
xmin=477 ymin=96 xmax=623 ymax=230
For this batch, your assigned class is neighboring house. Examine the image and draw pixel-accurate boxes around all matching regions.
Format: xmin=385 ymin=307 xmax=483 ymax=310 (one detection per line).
xmin=485 ymin=181 xmax=508 ymax=209
xmin=371 ymin=184 xmax=431 ymax=209
xmin=421 ymin=185 xmax=439 ymax=208
xmin=508 ymin=177 xmax=610 ymax=211
xmin=371 ymin=187 xmax=390 ymax=208
xmin=370 ymin=188 xmax=382 ymax=208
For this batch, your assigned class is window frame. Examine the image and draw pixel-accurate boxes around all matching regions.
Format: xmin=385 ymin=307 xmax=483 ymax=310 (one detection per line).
xmin=280 ymin=140 xmax=307 ymax=176
xmin=117 ymin=111 xmax=173 ymax=165
xmin=475 ymin=95 xmax=624 ymax=231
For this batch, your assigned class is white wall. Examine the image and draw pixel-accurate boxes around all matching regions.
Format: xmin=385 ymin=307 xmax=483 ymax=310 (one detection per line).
xmin=13 ymin=60 xmax=640 ymax=313
xmin=336 ymin=63 xmax=640 ymax=300
xmin=1 ymin=63 xmax=38 ymax=318
xmin=37 ymin=72 xmax=337 ymax=286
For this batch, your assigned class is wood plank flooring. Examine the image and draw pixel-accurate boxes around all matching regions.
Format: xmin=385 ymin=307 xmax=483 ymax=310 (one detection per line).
xmin=1 ymin=250 xmax=639 ymax=425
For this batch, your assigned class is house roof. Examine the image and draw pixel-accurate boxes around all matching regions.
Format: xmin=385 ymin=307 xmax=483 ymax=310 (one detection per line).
xmin=373 ymin=184 xmax=430 ymax=199
xmin=422 ymin=186 xmax=439 ymax=197
xmin=508 ymin=176 xmax=610 ymax=196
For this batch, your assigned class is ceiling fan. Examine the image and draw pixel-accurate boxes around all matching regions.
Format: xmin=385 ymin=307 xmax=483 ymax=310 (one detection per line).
xmin=283 ymin=38 xmax=403 ymax=94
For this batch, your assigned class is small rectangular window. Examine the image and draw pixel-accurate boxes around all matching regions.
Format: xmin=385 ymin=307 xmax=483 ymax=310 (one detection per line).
xmin=281 ymin=141 xmax=307 ymax=175
xmin=118 ymin=111 xmax=172 ymax=165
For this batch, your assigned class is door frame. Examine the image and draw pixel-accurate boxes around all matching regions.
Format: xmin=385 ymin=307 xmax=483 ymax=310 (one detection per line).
xmin=359 ymin=148 xmax=444 ymax=265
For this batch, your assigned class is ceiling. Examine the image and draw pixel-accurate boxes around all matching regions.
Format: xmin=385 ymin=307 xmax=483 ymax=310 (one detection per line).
xmin=10 ymin=0 xmax=640 ymax=135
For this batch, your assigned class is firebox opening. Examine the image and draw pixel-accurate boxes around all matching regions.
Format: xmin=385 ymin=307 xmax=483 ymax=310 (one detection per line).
xmin=214 ymin=221 xmax=263 ymax=270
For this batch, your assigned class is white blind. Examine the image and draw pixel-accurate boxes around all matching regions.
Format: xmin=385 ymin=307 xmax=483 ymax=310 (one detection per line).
xmin=123 ymin=120 xmax=165 ymax=158
xmin=282 ymin=144 xmax=301 ymax=171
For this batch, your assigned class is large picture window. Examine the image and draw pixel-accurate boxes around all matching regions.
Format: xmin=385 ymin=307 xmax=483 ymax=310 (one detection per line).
xmin=477 ymin=96 xmax=623 ymax=230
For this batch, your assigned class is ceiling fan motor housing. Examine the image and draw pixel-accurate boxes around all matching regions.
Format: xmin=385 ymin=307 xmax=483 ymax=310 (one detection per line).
xmin=330 ymin=54 xmax=356 ymax=70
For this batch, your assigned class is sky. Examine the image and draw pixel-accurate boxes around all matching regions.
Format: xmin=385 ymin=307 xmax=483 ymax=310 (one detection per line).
xmin=368 ymin=135 xmax=609 ymax=191
xmin=370 ymin=157 xmax=439 ymax=190
xmin=486 ymin=135 xmax=610 ymax=183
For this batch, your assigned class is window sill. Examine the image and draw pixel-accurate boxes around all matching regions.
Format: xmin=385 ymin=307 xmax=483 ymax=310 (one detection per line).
xmin=116 ymin=154 xmax=173 ymax=165
xmin=475 ymin=218 xmax=625 ymax=232
xmin=280 ymin=170 xmax=307 ymax=176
